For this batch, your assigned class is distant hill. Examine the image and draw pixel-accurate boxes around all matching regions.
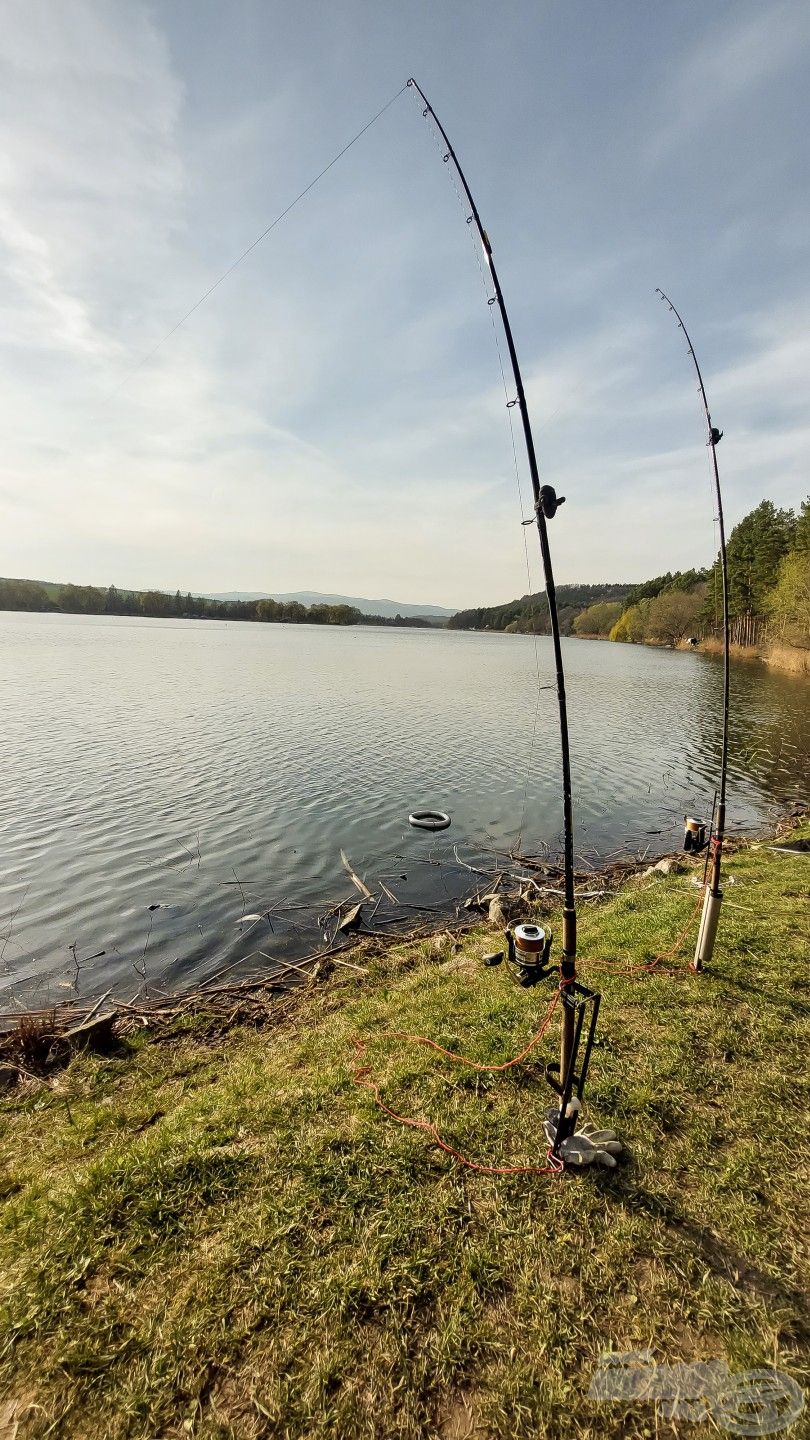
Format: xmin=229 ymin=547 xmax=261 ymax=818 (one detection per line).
xmin=1 ymin=579 xmax=455 ymax=621
xmin=0 ymin=577 xmax=68 ymax=600
xmin=204 ymin=591 xmax=457 ymax=620
xmin=448 ymin=584 xmax=634 ymax=635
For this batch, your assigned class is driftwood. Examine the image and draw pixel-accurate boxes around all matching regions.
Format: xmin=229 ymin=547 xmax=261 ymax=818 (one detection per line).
xmin=259 ymin=952 xmax=318 ymax=981
xmin=452 ymin=845 xmax=492 ymax=878
xmin=319 ymin=893 xmax=361 ymax=924
xmin=514 ymin=875 xmax=607 ymax=901
xmin=62 ymin=1011 xmax=119 ymax=1050
xmin=328 ymin=954 xmax=368 ymax=975
xmin=0 ymin=936 xmax=368 ymax=1064
xmin=338 ymin=902 xmax=365 ymax=934
xmin=340 ymin=849 xmax=373 ymax=900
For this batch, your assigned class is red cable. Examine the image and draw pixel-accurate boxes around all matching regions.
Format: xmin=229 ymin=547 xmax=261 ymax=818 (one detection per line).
xmin=580 ymin=889 xmax=704 ymax=977
xmin=370 ymin=983 xmax=562 ymax=1072
xmin=351 ymin=985 xmax=566 ymax=1176
xmin=351 ymin=894 xmax=703 ymax=1174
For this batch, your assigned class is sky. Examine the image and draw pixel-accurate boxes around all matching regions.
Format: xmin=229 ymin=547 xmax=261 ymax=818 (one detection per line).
xmin=1 ymin=1 xmax=808 ymax=609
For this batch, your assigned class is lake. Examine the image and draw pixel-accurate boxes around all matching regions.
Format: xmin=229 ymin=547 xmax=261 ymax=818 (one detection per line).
xmin=1 ymin=612 xmax=807 ymax=1007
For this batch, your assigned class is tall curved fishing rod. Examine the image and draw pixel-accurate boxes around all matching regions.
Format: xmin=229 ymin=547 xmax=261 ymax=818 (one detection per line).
xmin=406 ymin=78 xmax=578 ymax=1076
xmin=656 ymin=288 xmax=730 ymax=970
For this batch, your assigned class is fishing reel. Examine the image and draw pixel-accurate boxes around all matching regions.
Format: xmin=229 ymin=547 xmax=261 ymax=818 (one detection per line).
xmin=501 ymin=923 xmax=607 ymax=1159
xmin=683 ymin=815 xmax=707 ymax=853
xmin=492 ymin=922 xmax=609 ymax=1163
xmin=504 ymin=923 xmax=554 ymax=987
xmin=538 ymin=485 xmax=565 ymax=520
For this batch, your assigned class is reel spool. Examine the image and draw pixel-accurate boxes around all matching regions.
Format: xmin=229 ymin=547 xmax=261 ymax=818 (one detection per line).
xmin=505 ymin=922 xmax=554 ymax=987
xmin=683 ymin=816 xmax=707 ymax=853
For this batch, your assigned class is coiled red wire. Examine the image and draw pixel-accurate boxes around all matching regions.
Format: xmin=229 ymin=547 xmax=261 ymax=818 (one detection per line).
xmin=351 ymin=890 xmax=705 ymax=1175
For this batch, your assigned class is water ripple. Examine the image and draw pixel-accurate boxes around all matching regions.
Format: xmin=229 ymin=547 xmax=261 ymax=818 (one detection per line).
xmin=1 ymin=614 xmax=807 ymax=1003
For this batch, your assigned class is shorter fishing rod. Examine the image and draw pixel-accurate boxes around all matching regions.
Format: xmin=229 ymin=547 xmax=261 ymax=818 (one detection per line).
xmin=407 ymin=78 xmax=583 ymax=1117
xmin=656 ymin=289 xmax=730 ymax=970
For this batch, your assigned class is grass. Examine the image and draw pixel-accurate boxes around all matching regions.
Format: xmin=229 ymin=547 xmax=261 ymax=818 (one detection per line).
xmin=1 ymin=831 xmax=808 ymax=1438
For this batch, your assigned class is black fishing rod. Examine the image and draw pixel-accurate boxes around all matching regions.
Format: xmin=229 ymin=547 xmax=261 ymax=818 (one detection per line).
xmin=656 ymin=289 xmax=730 ymax=970
xmin=407 ymin=79 xmax=578 ymax=1079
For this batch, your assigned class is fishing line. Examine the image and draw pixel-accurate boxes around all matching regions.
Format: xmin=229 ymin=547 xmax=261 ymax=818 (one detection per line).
xmin=409 ymin=85 xmax=546 ymax=853
xmin=112 ymin=83 xmax=409 ymax=393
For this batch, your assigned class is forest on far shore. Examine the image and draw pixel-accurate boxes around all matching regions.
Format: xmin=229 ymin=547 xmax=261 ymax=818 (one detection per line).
xmin=449 ymin=497 xmax=810 ymax=651
xmin=0 ymin=580 xmax=433 ymax=629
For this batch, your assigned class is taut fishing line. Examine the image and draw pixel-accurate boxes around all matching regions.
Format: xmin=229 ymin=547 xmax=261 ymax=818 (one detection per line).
xmin=109 ymin=70 xmax=553 ymax=877
xmin=89 ymin=74 xmax=717 ymax=1175
xmin=109 ymin=74 xmax=546 ymax=859
xmin=111 ymin=83 xmax=409 ymax=393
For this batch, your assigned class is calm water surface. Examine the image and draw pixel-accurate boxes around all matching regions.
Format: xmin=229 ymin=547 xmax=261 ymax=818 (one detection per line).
xmin=1 ymin=613 xmax=807 ymax=1005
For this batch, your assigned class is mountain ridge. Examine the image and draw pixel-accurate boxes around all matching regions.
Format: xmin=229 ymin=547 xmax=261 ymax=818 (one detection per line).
xmin=203 ymin=591 xmax=457 ymax=618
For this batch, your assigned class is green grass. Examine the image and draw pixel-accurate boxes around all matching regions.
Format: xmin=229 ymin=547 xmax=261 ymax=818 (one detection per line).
xmin=1 ymin=833 xmax=808 ymax=1438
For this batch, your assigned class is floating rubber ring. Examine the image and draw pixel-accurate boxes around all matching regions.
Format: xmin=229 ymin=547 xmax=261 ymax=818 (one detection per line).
xmin=408 ymin=810 xmax=451 ymax=832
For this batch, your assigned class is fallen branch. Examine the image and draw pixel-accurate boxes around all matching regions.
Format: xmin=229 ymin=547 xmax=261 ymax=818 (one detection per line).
xmin=340 ymin=849 xmax=374 ymax=900
xmin=452 ymin=845 xmax=492 ymax=878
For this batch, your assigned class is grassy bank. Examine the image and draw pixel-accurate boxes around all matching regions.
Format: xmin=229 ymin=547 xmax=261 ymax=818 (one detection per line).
xmin=698 ymin=635 xmax=810 ymax=675
xmin=1 ymin=832 xmax=808 ymax=1438
xmin=561 ymin=633 xmax=810 ymax=677
xmin=762 ymin=643 xmax=810 ymax=676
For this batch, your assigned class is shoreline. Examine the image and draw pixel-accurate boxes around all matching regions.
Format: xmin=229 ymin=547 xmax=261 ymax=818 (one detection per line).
xmin=1 ymin=809 xmax=802 ymax=1069
xmin=697 ymin=634 xmax=810 ymax=675
xmin=546 ymin=631 xmax=810 ymax=677
xmin=446 ymin=622 xmax=810 ymax=677
xmin=6 ymin=606 xmax=808 ymax=676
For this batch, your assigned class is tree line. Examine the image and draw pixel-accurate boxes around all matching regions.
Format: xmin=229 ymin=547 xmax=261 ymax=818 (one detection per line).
xmin=447 ymin=583 xmax=632 ymax=635
xmin=4 ymin=494 xmax=806 ymax=648
xmin=0 ymin=580 xmax=433 ymax=629
xmin=445 ymin=494 xmax=809 ymax=652
xmin=575 ymin=570 xmax=710 ymax=648
xmin=702 ymin=497 xmax=809 ymax=648
xmin=593 ymin=497 xmax=809 ymax=649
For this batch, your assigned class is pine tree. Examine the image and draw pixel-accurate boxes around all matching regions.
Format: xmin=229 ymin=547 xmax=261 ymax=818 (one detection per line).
xmin=793 ymin=495 xmax=810 ymax=553
xmin=704 ymin=500 xmax=795 ymax=622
